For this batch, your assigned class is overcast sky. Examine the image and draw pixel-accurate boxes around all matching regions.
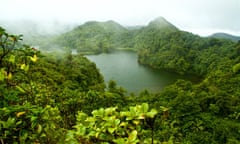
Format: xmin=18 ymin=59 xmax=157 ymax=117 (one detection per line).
xmin=0 ymin=0 xmax=240 ymax=36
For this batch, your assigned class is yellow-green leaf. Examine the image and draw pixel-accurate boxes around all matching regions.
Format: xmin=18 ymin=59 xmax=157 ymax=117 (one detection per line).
xmin=30 ymin=54 xmax=37 ymax=62
xmin=16 ymin=111 xmax=26 ymax=117
xmin=16 ymin=86 xmax=25 ymax=93
xmin=133 ymin=120 xmax=140 ymax=125
xmin=37 ymin=124 xmax=42 ymax=133
xmin=128 ymin=130 xmax=137 ymax=142
xmin=8 ymin=55 xmax=15 ymax=63
xmin=20 ymin=64 xmax=29 ymax=72
xmin=7 ymin=72 xmax=12 ymax=79
xmin=0 ymin=70 xmax=5 ymax=81
xmin=108 ymin=127 xmax=115 ymax=134
xmin=146 ymin=109 xmax=158 ymax=118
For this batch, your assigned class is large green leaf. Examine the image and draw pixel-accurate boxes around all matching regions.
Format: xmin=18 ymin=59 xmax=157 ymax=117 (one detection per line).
xmin=128 ymin=130 xmax=138 ymax=142
xmin=146 ymin=109 xmax=158 ymax=118
xmin=140 ymin=103 xmax=149 ymax=113
xmin=92 ymin=108 xmax=104 ymax=117
xmin=8 ymin=55 xmax=15 ymax=63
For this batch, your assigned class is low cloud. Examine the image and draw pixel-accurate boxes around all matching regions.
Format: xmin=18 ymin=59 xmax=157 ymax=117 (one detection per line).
xmin=0 ymin=0 xmax=239 ymax=36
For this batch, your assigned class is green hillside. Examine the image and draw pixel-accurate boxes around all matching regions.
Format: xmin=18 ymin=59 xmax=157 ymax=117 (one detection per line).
xmin=57 ymin=20 xmax=138 ymax=54
xmin=137 ymin=30 xmax=235 ymax=75
xmin=56 ymin=17 xmax=178 ymax=54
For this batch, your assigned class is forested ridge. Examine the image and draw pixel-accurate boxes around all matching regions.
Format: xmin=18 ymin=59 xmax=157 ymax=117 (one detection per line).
xmin=210 ymin=33 xmax=240 ymax=42
xmin=1 ymin=16 xmax=240 ymax=143
xmin=56 ymin=20 xmax=138 ymax=54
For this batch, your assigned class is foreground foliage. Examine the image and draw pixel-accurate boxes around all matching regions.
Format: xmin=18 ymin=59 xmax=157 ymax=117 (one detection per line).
xmin=66 ymin=103 xmax=158 ymax=143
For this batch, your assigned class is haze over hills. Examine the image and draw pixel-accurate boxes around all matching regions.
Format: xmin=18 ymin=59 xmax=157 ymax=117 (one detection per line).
xmin=0 ymin=17 xmax=239 ymax=40
xmin=0 ymin=20 xmax=74 ymax=36
xmin=56 ymin=17 xmax=180 ymax=54
xmin=209 ymin=32 xmax=240 ymax=42
xmin=1 ymin=17 xmax=239 ymax=54
xmin=56 ymin=20 xmax=130 ymax=53
xmin=148 ymin=17 xmax=178 ymax=30
xmin=0 ymin=20 xmax=76 ymax=48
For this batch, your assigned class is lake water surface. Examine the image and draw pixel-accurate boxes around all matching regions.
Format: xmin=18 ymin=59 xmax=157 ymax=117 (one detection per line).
xmin=86 ymin=51 xmax=190 ymax=93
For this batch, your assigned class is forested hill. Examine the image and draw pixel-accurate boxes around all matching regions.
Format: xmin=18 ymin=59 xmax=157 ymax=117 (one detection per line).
xmin=210 ymin=32 xmax=240 ymax=42
xmin=57 ymin=20 xmax=135 ymax=54
xmin=137 ymin=29 xmax=236 ymax=75
xmin=56 ymin=17 xmax=178 ymax=54
xmin=147 ymin=17 xmax=178 ymax=31
xmin=135 ymin=18 xmax=238 ymax=76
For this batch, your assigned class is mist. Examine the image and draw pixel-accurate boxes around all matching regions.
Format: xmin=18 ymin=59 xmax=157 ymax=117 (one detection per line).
xmin=1 ymin=0 xmax=240 ymax=36
xmin=0 ymin=19 xmax=75 ymax=36
xmin=0 ymin=19 xmax=77 ymax=53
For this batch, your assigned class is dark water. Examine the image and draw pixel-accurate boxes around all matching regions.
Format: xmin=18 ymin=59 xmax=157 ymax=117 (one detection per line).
xmin=86 ymin=51 xmax=190 ymax=93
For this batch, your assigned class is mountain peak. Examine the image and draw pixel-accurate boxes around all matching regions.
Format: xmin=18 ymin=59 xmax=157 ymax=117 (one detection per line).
xmin=148 ymin=17 xmax=178 ymax=30
xmin=151 ymin=16 xmax=168 ymax=23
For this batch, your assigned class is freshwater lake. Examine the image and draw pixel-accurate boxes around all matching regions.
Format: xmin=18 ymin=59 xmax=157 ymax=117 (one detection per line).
xmin=86 ymin=50 xmax=191 ymax=93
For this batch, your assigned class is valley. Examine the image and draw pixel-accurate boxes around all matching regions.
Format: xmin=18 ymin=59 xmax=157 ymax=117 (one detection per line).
xmin=1 ymin=16 xmax=240 ymax=143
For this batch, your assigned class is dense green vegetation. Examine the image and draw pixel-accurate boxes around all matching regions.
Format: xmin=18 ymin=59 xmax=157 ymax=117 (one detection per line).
xmin=137 ymin=30 xmax=235 ymax=75
xmin=1 ymin=15 xmax=240 ymax=143
xmin=55 ymin=17 xmax=178 ymax=54
xmin=0 ymin=26 xmax=158 ymax=143
xmin=56 ymin=20 xmax=138 ymax=54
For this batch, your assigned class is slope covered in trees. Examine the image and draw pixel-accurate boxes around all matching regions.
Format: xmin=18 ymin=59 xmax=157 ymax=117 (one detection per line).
xmin=137 ymin=30 xmax=235 ymax=75
xmin=56 ymin=17 xmax=178 ymax=54
xmin=56 ymin=20 xmax=138 ymax=54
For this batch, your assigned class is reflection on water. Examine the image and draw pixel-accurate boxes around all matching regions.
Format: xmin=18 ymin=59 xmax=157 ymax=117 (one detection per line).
xmin=86 ymin=51 xmax=192 ymax=93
